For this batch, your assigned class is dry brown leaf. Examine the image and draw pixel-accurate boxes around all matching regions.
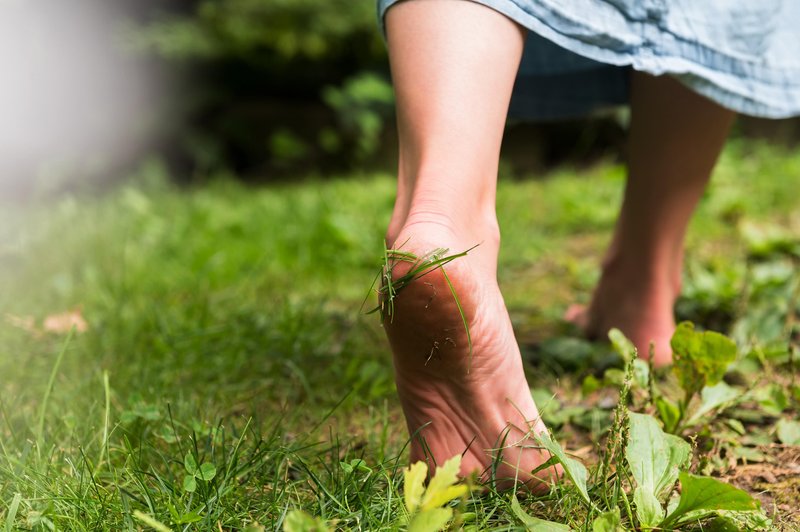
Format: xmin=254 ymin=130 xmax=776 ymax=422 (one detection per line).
xmin=3 ymin=313 xmax=37 ymax=333
xmin=42 ymin=309 xmax=88 ymax=333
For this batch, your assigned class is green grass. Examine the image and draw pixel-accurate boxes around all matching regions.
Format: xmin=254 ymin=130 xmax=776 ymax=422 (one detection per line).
xmin=0 ymin=142 xmax=799 ymax=530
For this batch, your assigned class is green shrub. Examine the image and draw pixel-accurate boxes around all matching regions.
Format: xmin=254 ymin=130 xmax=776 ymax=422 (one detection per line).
xmin=125 ymin=0 xmax=392 ymax=175
xmin=130 ymin=0 xmax=382 ymax=62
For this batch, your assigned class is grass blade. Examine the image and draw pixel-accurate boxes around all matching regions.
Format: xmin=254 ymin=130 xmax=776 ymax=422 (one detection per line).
xmin=36 ymin=327 xmax=75 ymax=452
xmin=132 ymin=510 xmax=173 ymax=532
xmin=4 ymin=493 xmax=22 ymax=532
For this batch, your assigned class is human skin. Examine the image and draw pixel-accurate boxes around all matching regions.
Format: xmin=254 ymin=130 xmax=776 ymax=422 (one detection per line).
xmin=567 ymin=73 xmax=735 ymax=366
xmin=384 ymin=0 xmax=556 ymax=487
xmin=382 ymin=0 xmax=734 ymax=484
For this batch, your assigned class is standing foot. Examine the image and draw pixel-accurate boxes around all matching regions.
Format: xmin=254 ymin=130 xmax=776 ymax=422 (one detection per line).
xmin=383 ymin=220 xmax=559 ymax=490
xmin=565 ymin=260 xmax=677 ymax=367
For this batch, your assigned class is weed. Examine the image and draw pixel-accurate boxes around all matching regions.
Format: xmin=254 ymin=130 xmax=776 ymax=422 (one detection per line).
xmin=0 ymin=144 xmax=798 ymax=529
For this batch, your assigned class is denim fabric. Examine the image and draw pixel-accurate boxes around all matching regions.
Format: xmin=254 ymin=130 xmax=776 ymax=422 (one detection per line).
xmin=377 ymin=0 xmax=800 ymax=119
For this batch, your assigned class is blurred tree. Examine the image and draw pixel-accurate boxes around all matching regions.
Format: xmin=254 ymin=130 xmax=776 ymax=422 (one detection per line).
xmin=132 ymin=0 xmax=381 ymax=63
xmin=126 ymin=0 xmax=394 ymax=178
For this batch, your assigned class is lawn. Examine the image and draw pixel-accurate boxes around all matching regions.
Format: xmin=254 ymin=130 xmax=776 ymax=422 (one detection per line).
xmin=0 ymin=142 xmax=799 ymax=530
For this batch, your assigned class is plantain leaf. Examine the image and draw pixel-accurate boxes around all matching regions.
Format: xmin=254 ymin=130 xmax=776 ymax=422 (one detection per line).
xmin=685 ymin=381 xmax=740 ymax=426
xmin=535 ymin=430 xmax=590 ymax=505
xmin=510 ymin=495 xmax=572 ymax=531
xmin=628 ymin=414 xmax=691 ymax=499
xmin=626 ymin=413 xmax=691 ymax=527
xmin=656 ymin=396 xmax=681 ymax=433
xmin=660 ymin=473 xmax=760 ymax=529
xmin=591 ymin=509 xmax=624 ymax=532
xmin=609 ymin=328 xmax=636 ymax=362
xmin=633 ymin=489 xmax=663 ymax=529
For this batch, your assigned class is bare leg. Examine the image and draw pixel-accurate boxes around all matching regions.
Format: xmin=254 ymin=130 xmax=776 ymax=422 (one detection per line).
xmin=567 ymin=73 xmax=736 ymax=365
xmin=384 ymin=0 xmax=556 ymax=487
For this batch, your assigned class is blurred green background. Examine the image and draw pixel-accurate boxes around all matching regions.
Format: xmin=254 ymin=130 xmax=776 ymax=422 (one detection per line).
xmin=126 ymin=0 xmax=395 ymax=178
xmin=4 ymin=0 xmax=800 ymax=197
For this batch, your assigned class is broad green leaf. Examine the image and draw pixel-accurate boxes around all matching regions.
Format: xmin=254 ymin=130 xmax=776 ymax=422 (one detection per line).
xmin=685 ymin=381 xmax=740 ymax=426
xmin=609 ymin=328 xmax=636 ymax=361
xmin=740 ymin=221 xmax=798 ymax=258
xmin=184 ymin=452 xmax=198 ymax=474
xmin=602 ymin=368 xmax=626 ymax=387
xmin=660 ymin=473 xmax=760 ymax=528
xmin=702 ymin=516 xmax=740 ymax=531
xmin=591 ymin=509 xmax=623 ymax=532
xmin=632 ymin=358 xmax=650 ymax=390
xmin=511 ymin=495 xmax=572 ymax=531
xmin=655 ymin=397 xmax=681 ymax=434
xmin=776 ymin=418 xmax=800 ymax=445
xmin=711 ymin=510 xmax=773 ymax=531
xmin=283 ymin=510 xmax=330 ymax=532
xmin=633 ymin=488 xmax=663 ymax=528
xmin=755 ymin=383 xmax=788 ymax=415
xmin=535 ymin=430 xmax=590 ymax=505
xmin=404 ymin=461 xmax=428 ymax=513
xmin=183 ymin=474 xmax=197 ymax=493
xmin=407 ymin=508 xmax=452 ymax=532
xmin=732 ymin=446 xmax=767 ymax=462
xmin=531 ymin=388 xmax=563 ymax=426
xmin=421 ymin=455 xmax=467 ymax=510
xmin=581 ymin=374 xmax=602 ymax=396
xmin=670 ymin=322 xmax=737 ymax=397
xmin=197 ymin=462 xmax=217 ymax=481
xmin=627 ymin=413 xmax=691 ymax=499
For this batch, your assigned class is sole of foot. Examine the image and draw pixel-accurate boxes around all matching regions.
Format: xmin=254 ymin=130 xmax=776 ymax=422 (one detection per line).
xmin=382 ymin=223 xmax=561 ymax=491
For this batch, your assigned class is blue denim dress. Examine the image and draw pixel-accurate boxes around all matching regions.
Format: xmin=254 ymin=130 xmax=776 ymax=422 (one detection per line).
xmin=377 ymin=0 xmax=800 ymax=119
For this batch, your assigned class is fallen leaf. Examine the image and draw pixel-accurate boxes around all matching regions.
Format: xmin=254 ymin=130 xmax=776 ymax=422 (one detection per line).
xmin=43 ymin=309 xmax=88 ymax=333
xmin=4 ymin=313 xmax=37 ymax=333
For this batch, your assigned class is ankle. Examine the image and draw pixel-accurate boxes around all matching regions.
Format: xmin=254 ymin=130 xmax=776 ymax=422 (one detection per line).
xmin=388 ymin=204 xmax=499 ymax=250
xmin=389 ymin=161 xmax=500 ymax=239
xmin=599 ymin=253 xmax=681 ymax=300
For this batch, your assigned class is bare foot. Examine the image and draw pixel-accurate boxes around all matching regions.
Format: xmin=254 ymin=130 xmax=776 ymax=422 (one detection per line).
xmin=565 ymin=261 xmax=677 ymax=366
xmin=383 ymin=221 xmax=559 ymax=490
